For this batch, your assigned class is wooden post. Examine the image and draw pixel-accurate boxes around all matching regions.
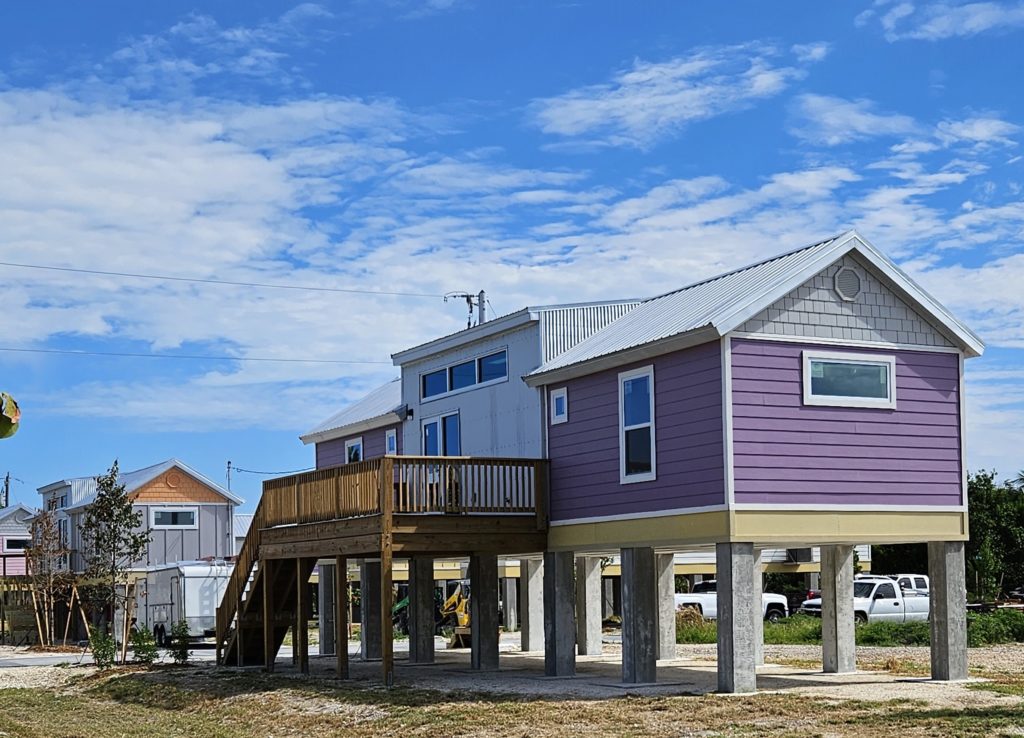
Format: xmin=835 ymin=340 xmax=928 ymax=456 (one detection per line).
xmin=335 ymin=555 xmax=348 ymax=679
xmin=534 ymin=461 xmax=549 ymax=531
xmin=380 ymin=457 xmax=395 ymax=687
xmin=296 ymin=558 xmax=309 ymax=675
xmin=263 ymin=562 xmax=275 ymax=672
xmin=73 ymin=585 xmax=91 ymax=641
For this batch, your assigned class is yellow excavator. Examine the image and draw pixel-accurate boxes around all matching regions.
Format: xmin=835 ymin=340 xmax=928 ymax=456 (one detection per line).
xmin=439 ymin=582 xmax=471 ymax=648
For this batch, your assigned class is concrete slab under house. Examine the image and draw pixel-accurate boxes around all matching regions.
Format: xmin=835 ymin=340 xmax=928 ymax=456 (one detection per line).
xmin=216 ymin=230 xmax=982 ymax=693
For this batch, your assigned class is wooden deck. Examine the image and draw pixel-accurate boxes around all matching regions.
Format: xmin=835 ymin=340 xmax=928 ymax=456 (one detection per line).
xmin=216 ymin=455 xmax=549 ymax=684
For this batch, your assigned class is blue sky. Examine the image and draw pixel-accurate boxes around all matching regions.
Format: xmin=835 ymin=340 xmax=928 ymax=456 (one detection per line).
xmin=2 ymin=1 xmax=1024 ymax=511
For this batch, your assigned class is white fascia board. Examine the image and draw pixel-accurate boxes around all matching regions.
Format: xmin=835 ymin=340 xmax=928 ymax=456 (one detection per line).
xmin=37 ymin=480 xmax=72 ymax=495
xmin=524 ymin=325 xmax=720 ymax=387
xmin=298 ymin=411 xmax=403 ymax=446
xmin=391 ymin=309 xmax=538 ymax=366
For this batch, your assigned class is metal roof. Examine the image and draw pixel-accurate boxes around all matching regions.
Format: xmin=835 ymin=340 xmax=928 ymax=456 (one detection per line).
xmin=232 ymin=512 xmax=254 ymax=540
xmin=51 ymin=458 xmax=242 ymax=510
xmin=299 ymin=378 xmax=403 ymax=445
xmin=527 ymin=231 xmax=984 ymax=385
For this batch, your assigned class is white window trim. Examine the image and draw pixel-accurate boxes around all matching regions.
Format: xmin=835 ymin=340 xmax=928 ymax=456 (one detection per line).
xmin=2 ymin=538 xmax=30 ymax=553
xmin=149 ymin=506 xmax=199 ymax=530
xmin=550 ymin=387 xmax=568 ymax=425
xmin=802 ymin=350 xmax=897 ymax=409
xmin=420 ymin=348 xmax=509 ymax=402
xmin=344 ymin=437 xmax=364 ymax=464
xmin=618 ymin=365 xmax=656 ymax=484
xmin=422 ymin=411 xmax=461 ymax=456
xmin=385 ymin=428 xmax=398 ymax=455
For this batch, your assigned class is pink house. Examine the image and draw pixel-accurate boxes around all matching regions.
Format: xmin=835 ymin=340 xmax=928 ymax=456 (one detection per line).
xmin=0 ymin=504 xmax=35 ymax=577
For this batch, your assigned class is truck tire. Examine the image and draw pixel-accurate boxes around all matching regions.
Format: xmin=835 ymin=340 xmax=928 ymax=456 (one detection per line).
xmin=764 ymin=607 xmax=785 ymax=623
xmin=854 ymin=612 xmax=868 ymax=624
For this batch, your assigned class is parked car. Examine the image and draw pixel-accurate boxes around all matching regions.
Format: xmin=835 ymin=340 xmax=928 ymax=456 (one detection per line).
xmin=800 ymin=577 xmax=929 ymax=623
xmin=676 ymin=580 xmax=790 ymax=622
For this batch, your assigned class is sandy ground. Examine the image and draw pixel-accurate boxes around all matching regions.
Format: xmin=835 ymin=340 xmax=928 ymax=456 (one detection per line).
xmin=3 ymin=640 xmax=1022 ymax=711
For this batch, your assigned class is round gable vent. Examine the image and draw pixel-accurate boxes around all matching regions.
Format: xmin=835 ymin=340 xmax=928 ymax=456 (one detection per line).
xmin=834 ymin=266 xmax=862 ymax=301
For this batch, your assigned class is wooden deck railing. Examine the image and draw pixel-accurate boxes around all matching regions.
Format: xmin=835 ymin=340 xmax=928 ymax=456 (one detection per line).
xmin=215 ymin=455 xmax=549 ymax=663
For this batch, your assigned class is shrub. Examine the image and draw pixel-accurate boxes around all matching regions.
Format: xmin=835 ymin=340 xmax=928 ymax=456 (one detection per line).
xmin=856 ymin=620 xmax=930 ymax=646
xmin=968 ymin=609 xmax=1024 ymax=646
xmin=90 ymin=630 xmax=116 ymax=669
xmin=764 ymin=614 xmax=821 ymax=645
xmin=169 ymin=620 xmax=191 ymax=664
xmin=675 ymin=606 xmax=716 ymax=644
xmin=130 ymin=628 xmax=159 ymax=664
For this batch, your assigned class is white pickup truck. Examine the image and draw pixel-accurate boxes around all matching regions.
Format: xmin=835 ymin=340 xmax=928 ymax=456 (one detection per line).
xmin=675 ymin=580 xmax=790 ymax=622
xmin=800 ymin=577 xmax=930 ymax=623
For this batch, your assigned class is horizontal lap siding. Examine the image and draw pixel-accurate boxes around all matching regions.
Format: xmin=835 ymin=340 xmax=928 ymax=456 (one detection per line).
xmin=548 ymin=341 xmax=725 ymax=521
xmin=731 ymin=339 xmax=962 ymax=507
xmin=315 ymin=424 xmax=402 ymax=470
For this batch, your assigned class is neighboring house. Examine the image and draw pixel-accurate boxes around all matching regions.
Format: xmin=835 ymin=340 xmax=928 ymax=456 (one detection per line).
xmin=222 ymin=231 xmax=982 ymax=693
xmin=38 ymin=458 xmax=241 ymax=572
xmin=0 ymin=504 xmax=35 ymax=577
xmin=233 ymin=513 xmax=254 ymax=557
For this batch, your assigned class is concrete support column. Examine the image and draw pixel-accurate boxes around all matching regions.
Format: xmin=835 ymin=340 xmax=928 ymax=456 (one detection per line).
xmin=602 ymin=577 xmax=615 ymax=618
xmin=295 ymin=558 xmax=310 ymax=675
xmin=656 ymin=553 xmax=675 ymax=660
xmin=521 ymin=559 xmax=545 ymax=652
xmin=621 ymin=547 xmax=657 ymax=684
xmin=716 ymin=542 xmax=758 ymax=694
xmin=501 ymin=576 xmax=519 ymax=632
xmin=928 ymin=541 xmax=968 ymax=681
xmin=753 ymin=551 xmax=764 ymax=667
xmin=543 ymin=551 xmax=576 ymax=676
xmin=575 ymin=556 xmax=603 ymax=656
xmin=335 ymin=556 xmax=349 ymax=679
xmin=408 ymin=557 xmax=435 ymax=665
xmin=359 ymin=560 xmax=382 ymax=661
xmin=821 ymin=544 xmax=855 ymax=674
xmin=318 ymin=563 xmax=336 ymax=657
xmin=469 ymin=554 xmax=500 ymax=671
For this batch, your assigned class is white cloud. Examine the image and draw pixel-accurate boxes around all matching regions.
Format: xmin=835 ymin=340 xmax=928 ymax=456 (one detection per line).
xmin=936 ymin=116 xmax=1020 ymax=147
xmin=790 ymin=42 xmax=832 ymax=63
xmin=864 ymin=1 xmax=1024 ymax=41
xmin=528 ymin=43 xmax=807 ymax=149
xmin=789 ymin=94 xmax=919 ymax=146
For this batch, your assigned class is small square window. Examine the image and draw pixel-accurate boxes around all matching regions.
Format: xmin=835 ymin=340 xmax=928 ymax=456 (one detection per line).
xmin=345 ymin=437 xmax=363 ymax=463
xmin=478 ymin=351 xmax=507 ymax=383
xmin=422 ymin=369 xmax=447 ymax=399
xmin=385 ymin=429 xmax=398 ymax=455
xmin=550 ymin=387 xmax=568 ymax=425
xmin=449 ymin=360 xmax=476 ymax=391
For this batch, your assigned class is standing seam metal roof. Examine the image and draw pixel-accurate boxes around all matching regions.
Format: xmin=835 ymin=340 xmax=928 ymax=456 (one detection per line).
xmin=300 ymin=378 xmax=402 ymax=442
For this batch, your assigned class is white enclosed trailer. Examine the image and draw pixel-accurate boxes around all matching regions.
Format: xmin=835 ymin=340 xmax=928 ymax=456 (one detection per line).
xmin=135 ymin=561 xmax=233 ymax=644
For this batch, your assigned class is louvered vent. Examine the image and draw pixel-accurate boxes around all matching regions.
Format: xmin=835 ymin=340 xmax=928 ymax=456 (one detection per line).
xmin=834 ymin=266 xmax=862 ymax=301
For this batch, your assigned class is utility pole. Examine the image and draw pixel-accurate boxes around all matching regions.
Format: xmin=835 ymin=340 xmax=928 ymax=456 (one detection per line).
xmin=445 ymin=291 xmax=488 ymax=328
xmin=477 ymin=290 xmax=486 ymax=324
xmin=1 ymin=472 xmax=8 ymax=509
xmin=226 ymin=461 xmax=232 ymax=492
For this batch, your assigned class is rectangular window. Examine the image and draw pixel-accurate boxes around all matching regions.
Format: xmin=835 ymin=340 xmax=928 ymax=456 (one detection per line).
xmin=802 ymin=350 xmax=896 ymax=409
xmin=449 ymin=360 xmax=476 ymax=391
xmin=550 ymin=387 xmax=568 ymax=425
xmin=423 ymin=413 xmax=460 ymax=456
xmin=345 ymin=437 xmax=363 ymax=463
xmin=478 ymin=351 xmax=507 ymax=383
xmin=385 ymin=428 xmax=398 ymax=455
xmin=619 ymin=366 xmax=656 ymax=484
xmin=422 ymin=369 xmax=448 ymax=399
xmin=151 ymin=508 xmax=197 ymax=529
xmin=2 ymin=538 xmax=30 ymax=552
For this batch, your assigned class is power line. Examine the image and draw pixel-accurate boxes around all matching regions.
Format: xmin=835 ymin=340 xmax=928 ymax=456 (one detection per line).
xmin=0 ymin=260 xmax=445 ymax=299
xmin=0 ymin=346 xmax=391 ymax=364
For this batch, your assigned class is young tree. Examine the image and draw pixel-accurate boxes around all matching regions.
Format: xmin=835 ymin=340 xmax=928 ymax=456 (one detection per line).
xmin=27 ymin=510 xmax=73 ymax=647
xmin=80 ymin=461 xmax=150 ymax=663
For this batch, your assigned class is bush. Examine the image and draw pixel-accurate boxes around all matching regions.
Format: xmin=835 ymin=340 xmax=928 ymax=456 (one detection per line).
xmin=130 ymin=628 xmax=158 ymax=664
xmin=675 ymin=606 xmax=716 ymax=643
xmin=856 ymin=620 xmax=930 ymax=646
xmin=89 ymin=630 xmax=116 ymax=669
xmin=764 ymin=614 xmax=821 ymax=645
xmin=968 ymin=609 xmax=1024 ymax=646
xmin=169 ymin=620 xmax=191 ymax=664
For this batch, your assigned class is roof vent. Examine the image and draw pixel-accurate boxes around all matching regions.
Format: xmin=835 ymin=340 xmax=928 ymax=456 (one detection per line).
xmin=834 ymin=266 xmax=862 ymax=302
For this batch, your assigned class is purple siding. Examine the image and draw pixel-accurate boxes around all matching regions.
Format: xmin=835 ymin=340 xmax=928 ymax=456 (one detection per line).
xmin=315 ymin=423 xmax=402 ymax=470
xmin=548 ymin=340 xmax=725 ymax=521
xmin=731 ymin=339 xmax=962 ymax=506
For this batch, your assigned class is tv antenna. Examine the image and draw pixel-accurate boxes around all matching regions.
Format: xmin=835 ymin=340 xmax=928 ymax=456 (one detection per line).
xmin=444 ymin=290 xmax=487 ymax=329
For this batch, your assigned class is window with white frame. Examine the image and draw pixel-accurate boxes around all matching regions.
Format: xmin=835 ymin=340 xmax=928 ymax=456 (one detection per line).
xmin=385 ymin=428 xmax=398 ymax=455
xmin=421 ymin=349 xmax=508 ymax=400
xmin=619 ymin=366 xmax=656 ymax=483
xmin=150 ymin=508 xmax=198 ymax=529
xmin=2 ymin=538 xmax=30 ymax=552
xmin=550 ymin=387 xmax=568 ymax=425
xmin=423 ymin=412 xmax=461 ymax=456
xmin=345 ymin=437 xmax=363 ymax=463
xmin=802 ymin=350 xmax=897 ymax=409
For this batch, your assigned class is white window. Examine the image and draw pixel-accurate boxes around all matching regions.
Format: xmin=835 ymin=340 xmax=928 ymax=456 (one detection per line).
xmin=619 ymin=366 xmax=656 ymax=484
xmin=385 ymin=428 xmax=398 ymax=455
xmin=345 ymin=437 xmax=363 ymax=463
xmin=802 ymin=350 xmax=897 ymax=409
xmin=550 ymin=387 xmax=568 ymax=425
xmin=423 ymin=412 xmax=461 ymax=456
xmin=420 ymin=349 xmax=508 ymax=401
xmin=2 ymin=538 xmax=30 ymax=552
xmin=150 ymin=508 xmax=198 ymax=529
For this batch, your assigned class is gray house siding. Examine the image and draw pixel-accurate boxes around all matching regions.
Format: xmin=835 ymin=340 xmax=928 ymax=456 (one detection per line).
xmin=739 ymin=254 xmax=954 ymax=348
xmin=546 ymin=339 xmax=725 ymax=522
xmin=316 ymin=422 xmax=403 ymax=469
xmin=132 ymin=504 xmax=233 ymax=567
